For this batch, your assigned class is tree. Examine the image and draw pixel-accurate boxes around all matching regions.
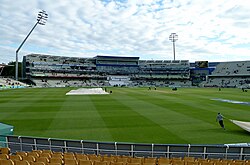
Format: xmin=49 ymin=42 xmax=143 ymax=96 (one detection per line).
xmin=1 ymin=61 xmax=22 ymax=78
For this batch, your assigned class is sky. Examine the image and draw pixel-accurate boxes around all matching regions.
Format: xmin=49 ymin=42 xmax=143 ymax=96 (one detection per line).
xmin=0 ymin=0 xmax=250 ymax=64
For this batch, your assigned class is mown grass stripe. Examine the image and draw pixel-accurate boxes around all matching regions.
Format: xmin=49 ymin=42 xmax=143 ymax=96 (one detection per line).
xmin=111 ymin=91 xmax=192 ymax=143
xmin=43 ymin=93 xmax=114 ymax=141
xmin=111 ymin=91 xmax=210 ymax=143
xmin=93 ymin=91 xmax=187 ymax=144
xmin=1 ymin=88 xmax=70 ymax=136
xmin=110 ymin=87 xmax=250 ymax=144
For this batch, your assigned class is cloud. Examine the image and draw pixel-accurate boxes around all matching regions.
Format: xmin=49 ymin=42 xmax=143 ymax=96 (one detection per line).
xmin=0 ymin=0 xmax=250 ymax=64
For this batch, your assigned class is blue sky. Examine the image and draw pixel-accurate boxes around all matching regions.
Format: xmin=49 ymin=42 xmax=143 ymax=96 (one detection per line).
xmin=0 ymin=0 xmax=250 ymax=64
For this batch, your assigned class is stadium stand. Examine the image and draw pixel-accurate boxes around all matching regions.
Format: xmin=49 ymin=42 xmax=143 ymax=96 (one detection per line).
xmin=21 ymin=54 xmax=250 ymax=88
xmin=202 ymin=61 xmax=250 ymax=88
xmin=22 ymin=54 xmax=191 ymax=88
xmin=0 ymin=77 xmax=28 ymax=89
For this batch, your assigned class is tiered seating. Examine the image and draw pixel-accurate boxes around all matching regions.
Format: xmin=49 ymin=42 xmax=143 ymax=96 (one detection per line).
xmin=212 ymin=61 xmax=250 ymax=76
xmin=32 ymin=78 xmax=107 ymax=88
xmin=203 ymin=77 xmax=250 ymax=88
xmin=24 ymin=54 xmax=193 ymax=88
xmin=0 ymin=147 xmax=250 ymax=165
xmin=204 ymin=61 xmax=250 ymax=88
xmin=0 ymin=78 xmax=28 ymax=88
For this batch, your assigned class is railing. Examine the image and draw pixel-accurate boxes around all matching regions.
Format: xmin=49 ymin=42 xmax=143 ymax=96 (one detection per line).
xmin=0 ymin=135 xmax=250 ymax=160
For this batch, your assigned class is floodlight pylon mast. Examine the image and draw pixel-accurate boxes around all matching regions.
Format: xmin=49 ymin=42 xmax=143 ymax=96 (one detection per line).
xmin=15 ymin=10 xmax=48 ymax=80
xmin=169 ymin=33 xmax=178 ymax=61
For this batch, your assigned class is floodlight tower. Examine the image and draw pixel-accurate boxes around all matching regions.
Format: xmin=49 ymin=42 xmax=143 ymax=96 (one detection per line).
xmin=15 ymin=10 xmax=48 ymax=80
xmin=169 ymin=33 xmax=178 ymax=61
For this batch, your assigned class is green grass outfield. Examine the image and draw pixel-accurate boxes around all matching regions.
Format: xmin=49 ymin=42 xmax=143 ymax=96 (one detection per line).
xmin=0 ymin=87 xmax=249 ymax=144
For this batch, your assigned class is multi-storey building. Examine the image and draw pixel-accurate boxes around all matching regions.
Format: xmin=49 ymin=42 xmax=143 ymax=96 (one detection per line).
xmin=23 ymin=54 xmax=191 ymax=87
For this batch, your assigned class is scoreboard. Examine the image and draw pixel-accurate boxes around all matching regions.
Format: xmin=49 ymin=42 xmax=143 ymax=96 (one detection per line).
xmin=195 ymin=61 xmax=208 ymax=68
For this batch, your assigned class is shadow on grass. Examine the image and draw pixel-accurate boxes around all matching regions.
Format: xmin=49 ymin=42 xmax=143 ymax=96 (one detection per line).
xmin=229 ymin=129 xmax=250 ymax=136
xmin=197 ymin=128 xmax=250 ymax=135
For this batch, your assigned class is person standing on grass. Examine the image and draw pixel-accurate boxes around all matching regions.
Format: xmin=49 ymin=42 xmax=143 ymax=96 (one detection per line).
xmin=216 ymin=112 xmax=225 ymax=130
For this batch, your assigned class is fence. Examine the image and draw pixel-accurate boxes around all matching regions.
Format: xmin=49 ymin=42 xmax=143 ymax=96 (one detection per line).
xmin=0 ymin=135 xmax=250 ymax=160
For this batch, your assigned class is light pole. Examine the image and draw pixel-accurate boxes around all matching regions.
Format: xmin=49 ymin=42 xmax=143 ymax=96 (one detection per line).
xmin=15 ymin=10 xmax=48 ymax=80
xmin=169 ymin=33 xmax=178 ymax=61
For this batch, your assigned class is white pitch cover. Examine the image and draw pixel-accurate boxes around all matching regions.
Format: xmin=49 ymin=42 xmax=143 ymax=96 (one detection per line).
xmin=230 ymin=119 xmax=250 ymax=133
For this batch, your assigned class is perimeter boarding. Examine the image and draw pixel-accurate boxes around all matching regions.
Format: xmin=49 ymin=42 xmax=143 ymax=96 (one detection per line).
xmin=0 ymin=147 xmax=250 ymax=165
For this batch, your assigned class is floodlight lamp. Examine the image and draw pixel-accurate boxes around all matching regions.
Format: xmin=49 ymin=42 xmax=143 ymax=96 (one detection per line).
xmin=169 ymin=33 xmax=178 ymax=42
xmin=37 ymin=10 xmax=48 ymax=25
